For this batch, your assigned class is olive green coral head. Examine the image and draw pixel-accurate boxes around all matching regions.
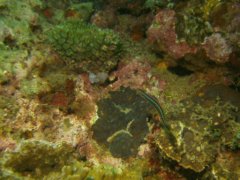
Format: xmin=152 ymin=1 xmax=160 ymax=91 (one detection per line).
xmin=47 ymin=20 xmax=122 ymax=72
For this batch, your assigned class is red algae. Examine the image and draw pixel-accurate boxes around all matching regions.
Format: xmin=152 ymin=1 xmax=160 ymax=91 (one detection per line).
xmin=147 ymin=10 xmax=197 ymax=59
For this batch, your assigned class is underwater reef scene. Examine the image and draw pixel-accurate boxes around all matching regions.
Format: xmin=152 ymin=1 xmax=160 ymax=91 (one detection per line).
xmin=1 ymin=0 xmax=240 ymax=179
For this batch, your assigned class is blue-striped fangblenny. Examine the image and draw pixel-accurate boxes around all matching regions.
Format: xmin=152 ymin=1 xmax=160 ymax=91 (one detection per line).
xmin=138 ymin=89 xmax=177 ymax=146
xmin=137 ymin=89 xmax=168 ymax=129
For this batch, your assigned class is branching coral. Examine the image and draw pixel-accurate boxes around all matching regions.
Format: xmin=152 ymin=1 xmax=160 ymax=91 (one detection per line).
xmin=47 ymin=20 xmax=122 ymax=72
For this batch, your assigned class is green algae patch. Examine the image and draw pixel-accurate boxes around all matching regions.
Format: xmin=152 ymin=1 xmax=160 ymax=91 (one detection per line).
xmin=0 ymin=140 xmax=148 ymax=179
xmin=0 ymin=0 xmax=41 ymax=46
xmin=0 ymin=140 xmax=74 ymax=178
xmin=92 ymin=87 xmax=154 ymax=159
xmin=0 ymin=49 xmax=28 ymax=83
xmin=0 ymin=95 xmax=19 ymax=138
xmin=47 ymin=20 xmax=122 ymax=73
xmin=20 ymin=77 xmax=51 ymax=97
xmin=175 ymin=4 xmax=213 ymax=45
xmin=0 ymin=95 xmax=19 ymax=122
xmin=45 ymin=159 xmax=145 ymax=180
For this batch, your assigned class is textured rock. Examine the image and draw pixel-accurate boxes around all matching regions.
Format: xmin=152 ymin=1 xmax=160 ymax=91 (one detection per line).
xmin=203 ymin=33 xmax=232 ymax=63
xmin=147 ymin=10 xmax=197 ymax=59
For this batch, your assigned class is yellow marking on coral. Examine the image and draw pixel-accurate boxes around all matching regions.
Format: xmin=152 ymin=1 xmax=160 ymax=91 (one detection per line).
xmin=201 ymin=0 xmax=221 ymax=20
xmin=157 ymin=62 xmax=168 ymax=70
xmin=107 ymin=130 xmax=132 ymax=143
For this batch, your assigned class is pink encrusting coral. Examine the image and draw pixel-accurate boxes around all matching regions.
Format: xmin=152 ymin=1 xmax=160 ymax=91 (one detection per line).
xmin=0 ymin=137 xmax=16 ymax=152
xmin=203 ymin=33 xmax=232 ymax=63
xmin=109 ymin=60 xmax=151 ymax=90
xmin=147 ymin=10 xmax=197 ymax=59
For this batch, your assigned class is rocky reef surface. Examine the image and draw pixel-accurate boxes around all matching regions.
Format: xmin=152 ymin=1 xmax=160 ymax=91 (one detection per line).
xmin=0 ymin=0 xmax=240 ymax=179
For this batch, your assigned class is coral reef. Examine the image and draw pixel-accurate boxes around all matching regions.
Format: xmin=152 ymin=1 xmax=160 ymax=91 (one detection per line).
xmin=1 ymin=140 xmax=74 ymax=178
xmin=104 ymin=0 xmax=145 ymax=15
xmin=91 ymin=9 xmax=118 ymax=28
xmin=92 ymin=87 xmax=154 ymax=158
xmin=144 ymin=0 xmax=175 ymax=10
xmin=203 ymin=33 xmax=232 ymax=63
xmin=0 ymin=0 xmax=41 ymax=46
xmin=47 ymin=20 xmax=122 ymax=73
xmin=146 ymin=1 xmax=240 ymax=65
xmin=210 ymin=151 xmax=240 ymax=179
xmin=66 ymin=2 xmax=94 ymax=21
xmin=0 ymin=95 xmax=19 ymax=124
xmin=201 ymin=0 xmax=221 ymax=20
xmin=153 ymin=82 xmax=240 ymax=173
xmin=0 ymin=49 xmax=28 ymax=83
xmin=229 ymin=131 xmax=240 ymax=151
xmin=0 ymin=140 xmax=148 ymax=179
xmin=20 ymin=77 xmax=51 ymax=97
xmin=0 ymin=137 xmax=15 ymax=152
xmin=147 ymin=10 xmax=197 ymax=59
xmin=1 ymin=0 xmax=240 ymax=179
xmin=109 ymin=60 xmax=152 ymax=90
xmin=175 ymin=5 xmax=213 ymax=45
xmin=47 ymin=160 xmax=144 ymax=180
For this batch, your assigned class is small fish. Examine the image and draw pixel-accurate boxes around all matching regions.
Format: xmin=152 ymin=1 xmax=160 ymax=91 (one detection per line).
xmin=138 ymin=90 xmax=168 ymax=128
xmin=138 ymin=89 xmax=177 ymax=146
